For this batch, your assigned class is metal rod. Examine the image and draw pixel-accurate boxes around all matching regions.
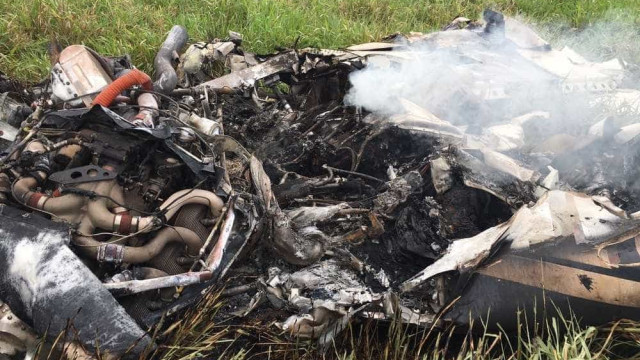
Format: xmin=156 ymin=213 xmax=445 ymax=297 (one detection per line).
xmin=104 ymin=271 xmax=213 ymax=297
xmin=206 ymin=196 xmax=236 ymax=273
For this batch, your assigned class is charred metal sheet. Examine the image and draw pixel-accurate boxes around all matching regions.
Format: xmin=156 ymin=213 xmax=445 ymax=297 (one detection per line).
xmin=446 ymin=242 xmax=640 ymax=329
xmin=197 ymin=51 xmax=298 ymax=92
xmin=402 ymin=190 xmax=640 ymax=289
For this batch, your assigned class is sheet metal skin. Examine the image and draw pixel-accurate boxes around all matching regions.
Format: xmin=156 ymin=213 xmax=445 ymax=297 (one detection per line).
xmin=0 ymin=205 xmax=151 ymax=357
xmin=197 ymin=51 xmax=298 ymax=92
xmin=445 ymin=241 xmax=640 ymax=329
xmin=52 ymin=45 xmax=112 ymax=106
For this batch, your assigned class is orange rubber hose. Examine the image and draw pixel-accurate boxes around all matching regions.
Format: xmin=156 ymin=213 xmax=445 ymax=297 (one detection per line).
xmin=92 ymin=69 xmax=152 ymax=107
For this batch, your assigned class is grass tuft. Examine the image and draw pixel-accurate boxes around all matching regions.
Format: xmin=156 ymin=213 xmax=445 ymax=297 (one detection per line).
xmin=155 ymin=292 xmax=640 ymax=359
xmin=2 ymin=0 xmax=640 ymax=82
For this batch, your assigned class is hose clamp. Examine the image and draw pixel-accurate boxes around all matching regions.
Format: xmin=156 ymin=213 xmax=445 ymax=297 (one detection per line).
xmin=97 ymin=244 xmax=124 ymax=264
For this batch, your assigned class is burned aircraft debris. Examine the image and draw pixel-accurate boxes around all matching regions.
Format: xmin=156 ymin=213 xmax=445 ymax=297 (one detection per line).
xmin=1 ymin=9 xmax=640 ymax=358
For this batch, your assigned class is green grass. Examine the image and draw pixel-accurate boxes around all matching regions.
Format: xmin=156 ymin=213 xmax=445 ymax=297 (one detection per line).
xmin=1 ymin=0 xmax=640 ymax=83
xmin=155 ymin=290 xmax=640 ymax=359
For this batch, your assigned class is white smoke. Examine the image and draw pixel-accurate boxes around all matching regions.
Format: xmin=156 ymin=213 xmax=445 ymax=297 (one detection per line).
xmin=343 ymin=12 xmax=640 ymax=208
xmin=346 ymin=36 xmax=558 ymax=125
xmin=344 ymin=14 xmax=639 ymax=138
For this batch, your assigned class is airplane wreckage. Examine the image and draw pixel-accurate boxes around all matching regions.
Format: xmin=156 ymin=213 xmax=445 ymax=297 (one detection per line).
xmin=1 ymin=9 xmax=640 ymax=358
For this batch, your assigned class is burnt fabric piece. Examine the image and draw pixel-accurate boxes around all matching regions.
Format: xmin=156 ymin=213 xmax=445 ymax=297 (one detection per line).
xmin=0 ymin=205 xmax=151 ymax=356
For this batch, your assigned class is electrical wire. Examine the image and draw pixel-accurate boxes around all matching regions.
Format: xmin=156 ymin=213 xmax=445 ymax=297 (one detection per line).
xmin=154 ymin=179 xmax=207 ymax=221
xmin=161 ymin=194 xmax=216 ymax=214
xmin=73 ymin=222 xmax=156 ymax=246
xmin=166 ymin=224 xmax=192 ymax=250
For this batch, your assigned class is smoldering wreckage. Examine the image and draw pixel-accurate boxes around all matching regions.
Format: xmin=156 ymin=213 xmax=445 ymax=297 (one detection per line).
xmin=1 ymin=9 xmax=640 ymax=358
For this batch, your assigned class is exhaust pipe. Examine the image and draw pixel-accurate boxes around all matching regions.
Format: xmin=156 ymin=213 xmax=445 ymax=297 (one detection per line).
xmin=153 ymin=25 xmax=188 ymax=94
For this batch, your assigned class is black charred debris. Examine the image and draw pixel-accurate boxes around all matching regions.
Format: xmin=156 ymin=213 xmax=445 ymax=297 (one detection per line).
xmin=1 ymin=11 xmax=640 ymax=359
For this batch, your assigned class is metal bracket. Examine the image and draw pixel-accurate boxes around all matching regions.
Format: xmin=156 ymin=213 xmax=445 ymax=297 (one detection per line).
xmin=49 ymin=165 xmax=117 ymax=185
